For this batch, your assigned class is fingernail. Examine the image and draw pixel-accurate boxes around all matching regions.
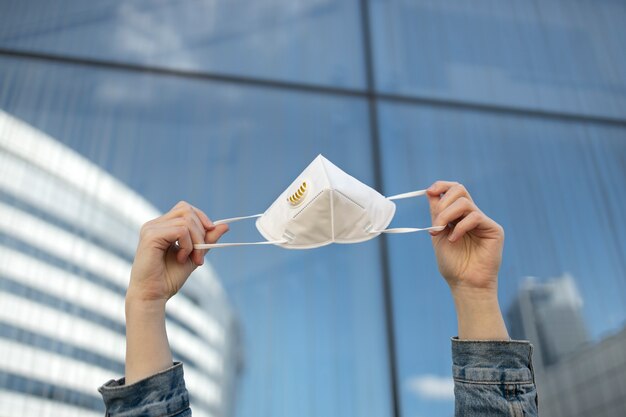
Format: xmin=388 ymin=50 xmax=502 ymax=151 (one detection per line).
xmin=448 ymin=234 xmax=456 ymax=242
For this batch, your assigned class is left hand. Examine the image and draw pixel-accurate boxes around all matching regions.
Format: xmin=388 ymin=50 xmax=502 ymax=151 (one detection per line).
xmin=127 ymin=201 xmax=229 ymax=303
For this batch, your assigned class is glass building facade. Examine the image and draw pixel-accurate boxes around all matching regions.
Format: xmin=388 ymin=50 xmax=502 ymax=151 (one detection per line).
xmin=507 ymin=274 xmax=626 ymax=417
xmin=0 ymin=111 xmax=240 ymax=417
xmin=0 ymin=1 xmax=625 ymax=417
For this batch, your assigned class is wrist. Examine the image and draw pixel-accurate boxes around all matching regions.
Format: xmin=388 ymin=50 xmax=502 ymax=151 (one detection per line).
xmin=450 ymin=285 xmax=499 ymax=306
xmin=450 ymin=284 xmax=509 ymax=341
xmin=125 ymin=292 xmax=167 ymax=318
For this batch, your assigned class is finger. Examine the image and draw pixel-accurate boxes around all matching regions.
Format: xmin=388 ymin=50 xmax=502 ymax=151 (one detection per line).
xmin=191 ymin=205 xmax=215 ymax=231
xmin=143 ymin=204 xmax=211 ymax=265
xmin=447 ymin=211 xmax=482 ymax=242
xmin=426 ymin=181 xmax=460 ymax=197
xmin=160 ymin=200 xmax=191 ymax=221
xmin=161 ymin=201 xmax=200 ymax=223
xmin=197 ymin=225 xmax=229 ymax=255
xmin=432 ymin=197 xmax=476 ymax=235
xmin=165 ymin=202 xmax=216 ymax=233
xmin=148 ymin=216 xmax=203 ymax=265
xmin=140 ymin=220 xmax=183 ymax=249
xmin=142 ymin=222 xmax=194 ymax=263
xmin=180 ymin=210 xmax=207 ymax=266
xmin=426 ymin=181 xmax=459 ymax=221
xmin=161 ymin=202 xmax=207 ymax=265
xmin=174 ymin=227 xmax=194 ymax=264
xmin=435 ymin=183 xmax=473 ymax=215
xmin=205 ymin=224 xmax=229 ymax=245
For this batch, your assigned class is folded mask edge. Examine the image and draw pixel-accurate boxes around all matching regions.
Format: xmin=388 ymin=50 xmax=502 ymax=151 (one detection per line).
xmin=255 ymin=215 xmax=279 ymax=243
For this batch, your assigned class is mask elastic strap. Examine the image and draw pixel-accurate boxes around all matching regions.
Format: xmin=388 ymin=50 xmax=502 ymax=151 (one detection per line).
xmin=371 ymin=188 xmax=444 ymax=234
xmin=193 ymin=213 xmax=288 ymax=249
xmin=371 ymin=225 xmax=446 ymax=234
xmin=386 ymin=189 xmax=427 ymax=200
xmin=213 ymin=213 xmax=263 ymax=225
xmin=194 ymin=240 xmax=286 ymax=249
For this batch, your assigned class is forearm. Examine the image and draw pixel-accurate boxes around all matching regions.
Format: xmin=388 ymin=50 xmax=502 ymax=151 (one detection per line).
xmin=451 ymin=286 xmax=509 ymax=340
xmin=98 ymin=295 xmax=189 ymax=415
xmin=100 ymin=202 xmax=220 ymax=413
xmin=125 ymin=296 xmax=173 ymax=385
xmin=450 ymin=286 xmax=537 ymax=415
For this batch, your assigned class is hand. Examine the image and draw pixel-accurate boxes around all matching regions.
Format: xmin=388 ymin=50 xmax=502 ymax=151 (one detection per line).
xmin=124 ymin=201 xmax=228 ymax=384
xmin=127 ymin=201 xmax=229 ymax=304
xmin=426 ymin=181 xmax=508 ymax=340
xmin=426 ymin=181 xmax=504 ymax=295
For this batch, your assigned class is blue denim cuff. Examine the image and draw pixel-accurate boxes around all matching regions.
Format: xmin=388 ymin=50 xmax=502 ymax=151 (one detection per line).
xmin=98 ymin=362 xmax=189 ymax=417
xmin=451 ymin=338 xmax=535 ymax=384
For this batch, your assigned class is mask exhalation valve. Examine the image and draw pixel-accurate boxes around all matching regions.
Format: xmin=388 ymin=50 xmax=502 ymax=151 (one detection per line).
xmin=287 ymin=181 xmax=308 ymax=206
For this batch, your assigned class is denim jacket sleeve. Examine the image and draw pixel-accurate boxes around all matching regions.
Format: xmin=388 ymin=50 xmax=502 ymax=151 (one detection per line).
xmin=98 ymin=362 xmax=190 ymax=417
xmin=99 ymin=342 xmax=536 ymax=417
xmin=452 ymin=338 xmax=538 ymax=417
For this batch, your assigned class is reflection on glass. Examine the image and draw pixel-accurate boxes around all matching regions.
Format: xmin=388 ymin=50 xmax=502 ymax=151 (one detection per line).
xmin=379 ymin=101 xmax=626 ymax=417
xmin=1 ymin=1 xmax=625 ymax=416
xmin=507 ymin=274 xmax=589 ymax=370
xmin=0 ymin=110 xmax=238 ymax=417
xmin=369 ymin=0 xmax=626 ymax=119
xmin=0 ymin=56 xmax=393 ymax=417
xmin=507 ymin=274 xmax=626 ymax=417
xmin=0 ymin=0 xmax=365 ymax=88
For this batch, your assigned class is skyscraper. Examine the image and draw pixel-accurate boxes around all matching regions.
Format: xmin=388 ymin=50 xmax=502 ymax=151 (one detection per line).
xmin=507 ymin=275 xmax=626 ymax=417
xmin=507 ymin=274 xmax=589 ymax=370
xmin=0 ymin=110 xmax=240 ymax=417
xmin=537 ymin=325 xmax=626 ymax=417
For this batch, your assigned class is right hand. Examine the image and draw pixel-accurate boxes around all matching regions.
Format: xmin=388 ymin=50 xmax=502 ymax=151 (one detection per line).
xmin=427 ymin=181 xmax=509 ymax=340
xmin=127 ymin=201 xmax=229 ymax=303
xmin=426 ymin=181 xmax=504 ymax=295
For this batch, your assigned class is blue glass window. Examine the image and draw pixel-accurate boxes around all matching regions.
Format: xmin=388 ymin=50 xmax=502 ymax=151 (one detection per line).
xmin=0 ymin=55 xmax=392 ymax=417
xmin=0 ymin=0 xmax=365 ymax=88
xmin=2 ymin=2 xmax=625 ymax=416
xmin=369 ymin=0 xmax=626 ymax=119
xmin=378 ymin=100 xmax=626 ymax=417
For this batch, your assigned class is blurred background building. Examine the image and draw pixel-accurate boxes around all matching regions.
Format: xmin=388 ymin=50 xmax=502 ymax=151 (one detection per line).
xmin=0 ymin=111 xmax=241 ymax=417
xmin=0 ymin=1 xmax=625 ymax=417
xmin=538 ymin=326 xmax=626 ymax=417
xmin=507 ymin=274 xmax=589 ymax=370
xmin=508 ymin=275 xmax=626 ymax=417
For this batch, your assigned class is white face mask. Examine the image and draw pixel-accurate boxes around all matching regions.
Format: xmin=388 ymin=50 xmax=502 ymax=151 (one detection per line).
xmin=194 ymin=155 xmax=444 ymax=250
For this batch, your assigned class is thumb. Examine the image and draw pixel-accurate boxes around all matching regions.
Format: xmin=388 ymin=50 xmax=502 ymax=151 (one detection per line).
xmin=426 ymin=186 xmax=447 ymax=238
xmin=426 ymin=193 xmax=438 ymax=223
xmin=205 ymin=224 xmax=229 ymax=244
xmin=426 ymin=188 xmax=441 ymax=224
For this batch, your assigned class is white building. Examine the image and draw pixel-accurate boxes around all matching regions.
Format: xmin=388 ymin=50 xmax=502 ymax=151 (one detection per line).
xmin=0 ymin=110 xmax=240 ymax=417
